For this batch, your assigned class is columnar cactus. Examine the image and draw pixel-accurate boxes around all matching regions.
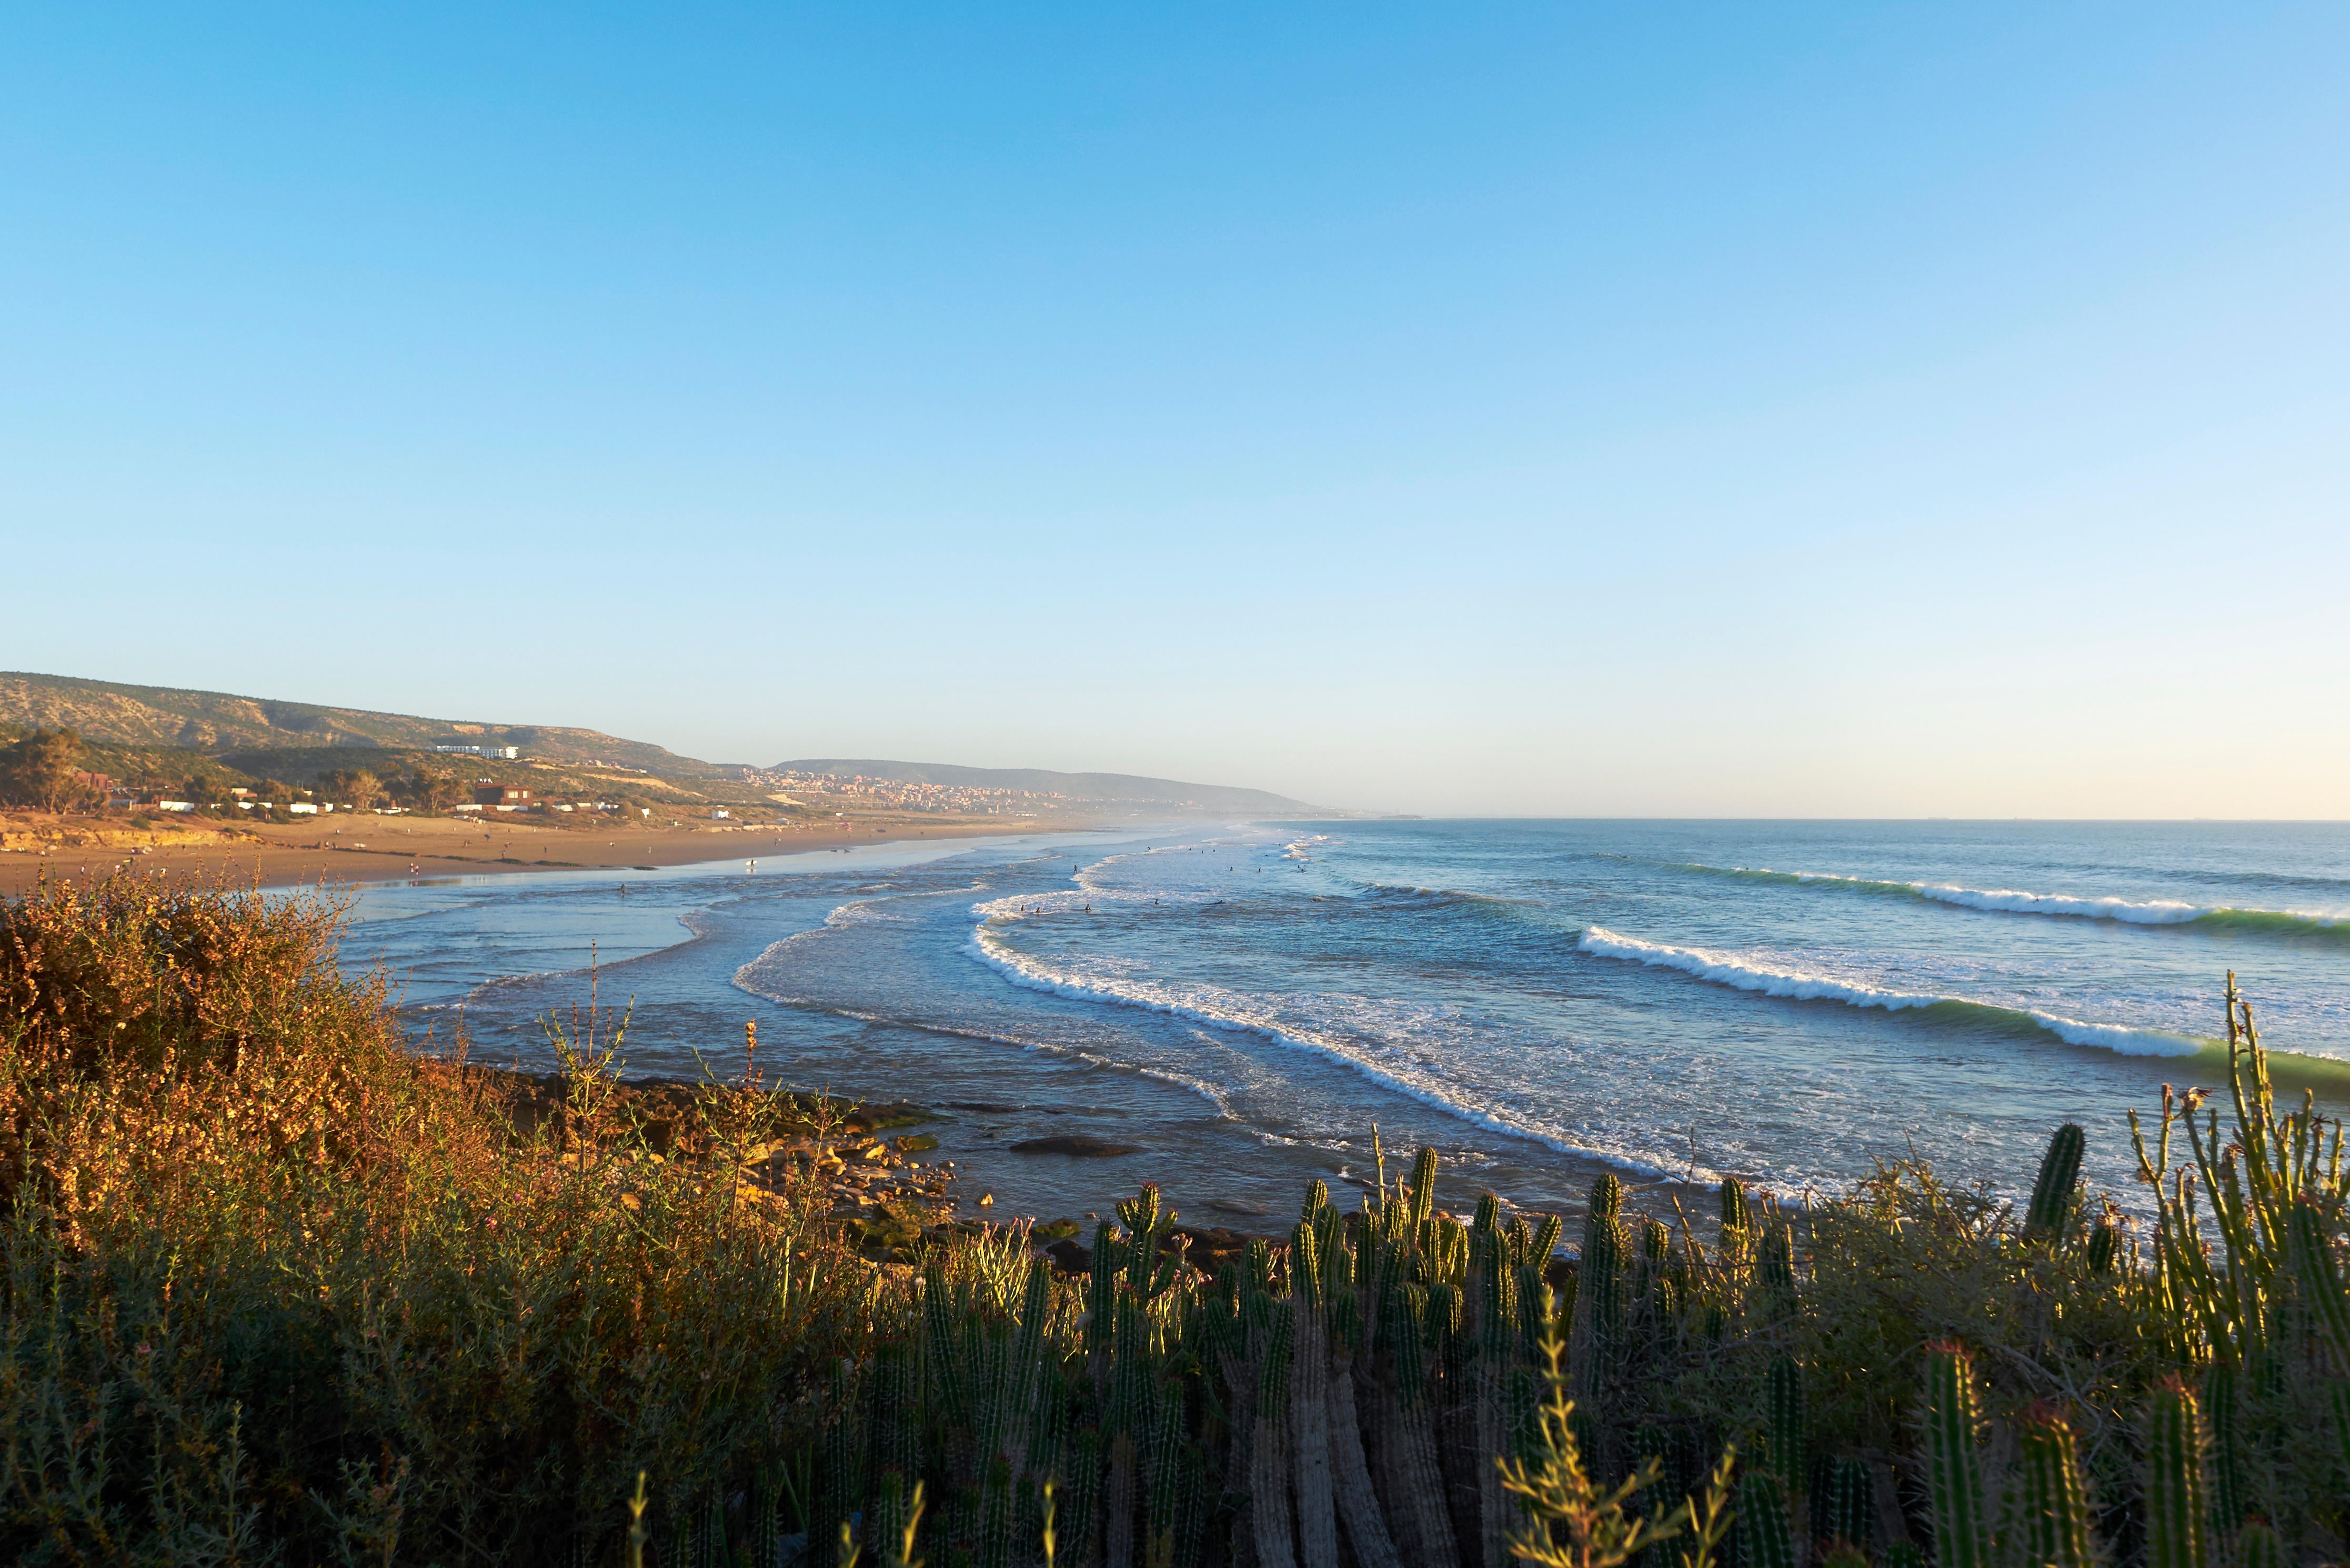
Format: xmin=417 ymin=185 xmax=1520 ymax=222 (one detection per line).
xmin=2085 ymin=1219 xmax=2118 ymax=1275
xmin=2014 ymin=1404 xmax=2094 ymax=1568
xmin=1764 ymin=1356 xmax=1807 ymax=1499
xmin=1821 ymin=1456 xmax=1872 ymax=1550
xmin=2026 ymin=1123 xmax=2086 ymax=1239
xmin=2144 ymin=1376 xmax=2210 ymax=1568
xmin=1720 ymin=1177 xmax=1753 ymax=1237
xmin=1737 ymin=1471 xmax=1797 ymax=1568
xmin=1921 ymin=1343 xmax=1992 ymax=1568
xmin=2203 ymin=1363 xmax=2246 ymax=1535
xmin=1409 ymin=1146 xmax=1439 ymax=1231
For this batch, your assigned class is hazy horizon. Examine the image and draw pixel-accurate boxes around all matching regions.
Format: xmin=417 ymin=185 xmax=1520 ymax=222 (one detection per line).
xmin=5 ymin=8 xmax=2345 ymax=819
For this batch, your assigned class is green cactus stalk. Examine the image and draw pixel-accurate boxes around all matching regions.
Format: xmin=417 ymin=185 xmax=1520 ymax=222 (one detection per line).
xmin=1592 ymin=1172 xmax=1623 ymax=1225
xmin=1921 ymin=1343 xmax=1992 ymax=1568
xmin=2286 ymin=1199 xmax=2350 ymax=1371
xmin=1737 ymin=1472 xmax=1797 ymax=1568
xmin=1822 ymin=1456 xmax=1872 ymax=1551
xmin=1146 ymin=1388 xmax=1183 ymax=1554
xmin=2236 ymin=1520 xmax=2283 ymax=1568
xmin=980 ymin=1454 xmax=1015 ymax=1568
xmin=1252 ymin=1310 xmax=1298 ymax=1568
xmin=2026 ymin=1123 xmax=2086 ymax=1238
xmin=1324 ymin=1338 xmax=1402 ymax=1568
xmin=1759 ymin=1221 xmax=1795 ymax=1298
xmin=1375 ymin=1279 xmax=1458 ymax=1568
xmin=1104 ymin=1430 xmax=1137 ymax=1568
xmin=1764 ymin=1356 xmax=1807 ymax=1500
xmin=1719 ymin=1177 xmax=1752 ymax=1237
xmin=2331 ymin=1381 xmax=2350 ymax=1502
xmin=1174 ymin=1444 xmax=1208 ymax=1568
xmin=2202 ymin=1363 xmax=2245 ymax=1535
xmin=1578 ymin=1191 xmax=1627 ymax=1400
xmin=1410 ymin=1147 xmax=1439 ymax=1230
xmin=1064 ymin=1428 xmax=1104 ymax=1568
xmin=1880 ymin=1543 xmax=1925 ymax=1568
xmin=2085 ymin=1219 xmax=2119 ymax=1275
xmin=2014 ymin=1404 xmax=2094 ymax=1568
xmin=1290 ymin=1222 xmax=1338 ymax=1568
xmin=2144 ymin=1376 xmax=2209 ymax=1568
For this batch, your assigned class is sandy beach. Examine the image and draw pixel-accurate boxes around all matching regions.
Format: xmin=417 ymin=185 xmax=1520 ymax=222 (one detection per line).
xmin=0 ymin=811 xmax=1065 ymax=899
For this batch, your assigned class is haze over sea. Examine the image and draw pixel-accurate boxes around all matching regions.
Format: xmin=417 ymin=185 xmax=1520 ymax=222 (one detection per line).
xmin=340 ymin=818 xmax=2350 ymax=1222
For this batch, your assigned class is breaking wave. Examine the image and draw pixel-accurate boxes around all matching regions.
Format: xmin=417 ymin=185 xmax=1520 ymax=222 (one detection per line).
xmin=1675 ymin=863 xmax=2349 ymax=940
xmin=963 ymin=901 xmax=1705 ymax=1181
xmin=1575 ymin=926 xmax=2207 ymax=1058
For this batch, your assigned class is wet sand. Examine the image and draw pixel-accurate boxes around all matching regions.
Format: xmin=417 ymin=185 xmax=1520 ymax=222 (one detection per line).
xmin=0 ymin=811 xmax=1066 ymax=898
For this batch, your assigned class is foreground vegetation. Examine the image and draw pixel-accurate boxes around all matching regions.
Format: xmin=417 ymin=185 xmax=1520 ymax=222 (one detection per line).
xmin=2 ymin=876 xmax=2346 ymax=1565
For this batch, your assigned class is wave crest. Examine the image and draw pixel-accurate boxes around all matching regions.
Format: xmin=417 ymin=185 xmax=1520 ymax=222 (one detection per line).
xmin=1575 ymin=926 xmax=2207 ymax=1058
xmin=1676 ymin=863 xmax=2348 ymax=938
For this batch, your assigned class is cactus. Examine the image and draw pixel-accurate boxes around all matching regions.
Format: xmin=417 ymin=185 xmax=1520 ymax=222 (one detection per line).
xmin=1820 ymin=1456 xmax=1871 ymax=1550
xmin=2331 ymin=1381 xmax=2350 ymax=1499
xmin=1921 ymin=1343 xmax=1992 ymax=1568
xmin=1592 ymin=1171 xmax=1624 ymax=1225
xmin=1759 ymin=1221 xmax=1795 ymax=1298
xmin=2203 ymin=1363 xmax=2246 ymax=1535
xmin=1719 ymin=1177 xmax=1752 ymax=1237
xmin=1251 ymin=1309 xmax=1298 ymax=1568
xmin=1764 ymin=1356 xmax=1807 ymax=1499
xmin=1880 ymin=1544 xmax=1924 ymax=1568
xmin=1736 ymin=1471 xmax=1796 ymax=1568
xmin=2026 ymin=1123 xmax=2086 ymax=1238
xmin=1289 ymin=1223 xmax=1338 ymax=1568
xmin=2285 ymin=1199 xmax=2350 ymax=1370
xmin=2014 ymin=1404 xmax=2094 ymax=1568
xmin=2144 ymin=1376 xmax=2209 ymax=1568
xmin=1063 ymin=1428 xmax=1104 ymax=1568
xmin=1408 ymin=1147 xmax=1439 ymax=1230
xmin=2085 ymin=1219 xmax=2118 ymax=1275
xmin=1324 ymin=1338 xmax=1402 ymax=1568
xmin=980 ymin=1454 xmax=1015 ymax=1568
xmin=2236 ymin=1520 xmax=2283 ymax=1568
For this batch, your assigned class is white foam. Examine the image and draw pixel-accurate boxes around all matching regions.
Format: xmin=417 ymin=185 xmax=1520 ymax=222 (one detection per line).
xmin=1576 ymin=926 xmax=2204 ymax=1058
xmin=964 ymin=906 xmax=1705 ymax=1181
xmin=1754 ymin=868 xmax=2347 ymax=929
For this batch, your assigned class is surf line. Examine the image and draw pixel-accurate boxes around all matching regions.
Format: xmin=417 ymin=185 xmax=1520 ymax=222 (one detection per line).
xmin=1673 ymin=863 xmax=2350 ymax=938
xmin=1575 ymin=925 xmax=2207 ymax=1058
xmin=957 ymin=903 xmax=1705 ymax=1183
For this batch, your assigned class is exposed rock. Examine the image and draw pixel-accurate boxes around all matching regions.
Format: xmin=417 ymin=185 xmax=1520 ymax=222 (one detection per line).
xmin=1009 ymin=1135 xmax=1144 ymax=1157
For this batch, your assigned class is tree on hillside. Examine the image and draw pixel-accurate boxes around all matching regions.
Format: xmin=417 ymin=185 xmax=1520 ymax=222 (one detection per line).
xmin=407 ymin=770 xmax=457 ymax=813
xmin=321 ymin=768 xmax=383 ymax=809
xmin=0 ymin=727 xmax=88 ymax=811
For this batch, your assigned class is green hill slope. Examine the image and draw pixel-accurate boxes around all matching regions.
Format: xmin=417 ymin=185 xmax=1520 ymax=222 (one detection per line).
xmin=0 ymin=672 xmax=730 ymax=776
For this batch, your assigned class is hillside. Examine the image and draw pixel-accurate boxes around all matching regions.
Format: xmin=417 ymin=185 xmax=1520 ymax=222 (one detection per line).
xmin=3 ymin=673 xmax=1314 ymax=820
xmin=772 ymin=758 xmax=1313 ymax=814
xmin=0 ymin=671 xmax=731 ymax=776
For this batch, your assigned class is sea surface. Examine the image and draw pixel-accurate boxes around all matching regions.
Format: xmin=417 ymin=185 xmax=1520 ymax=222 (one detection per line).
xmin=334 ymin=819 xmax=2350 ymax=1228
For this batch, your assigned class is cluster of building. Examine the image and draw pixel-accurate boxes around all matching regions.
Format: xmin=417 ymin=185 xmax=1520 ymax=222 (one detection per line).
xmin=753 ymin=769 xmax=1063 ymax=816
xmin=430 ymin=743 xmax=521 ymax=759
xmin=453 ymin=785 xmax=651 ymax=818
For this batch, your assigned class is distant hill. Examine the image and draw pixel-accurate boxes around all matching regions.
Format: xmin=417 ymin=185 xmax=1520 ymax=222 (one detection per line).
xmin=0 ymin=672 xmax=730 ymax=776
xmin=772 ymin=759 xmax=1314 ymax=815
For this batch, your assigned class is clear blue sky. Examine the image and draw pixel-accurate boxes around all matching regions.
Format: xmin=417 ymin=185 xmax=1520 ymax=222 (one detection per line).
xmin=5 ymin=5 xmax=2345 ymax=816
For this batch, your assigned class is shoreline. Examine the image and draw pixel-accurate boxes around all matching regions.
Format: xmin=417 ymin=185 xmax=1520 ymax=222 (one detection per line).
xmin=0 ymin=811 xmax=1092 ymax=898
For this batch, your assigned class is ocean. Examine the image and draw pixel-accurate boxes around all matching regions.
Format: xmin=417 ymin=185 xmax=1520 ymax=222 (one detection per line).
xmin=336 ymin=818 xmax=2350 ymax=1227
